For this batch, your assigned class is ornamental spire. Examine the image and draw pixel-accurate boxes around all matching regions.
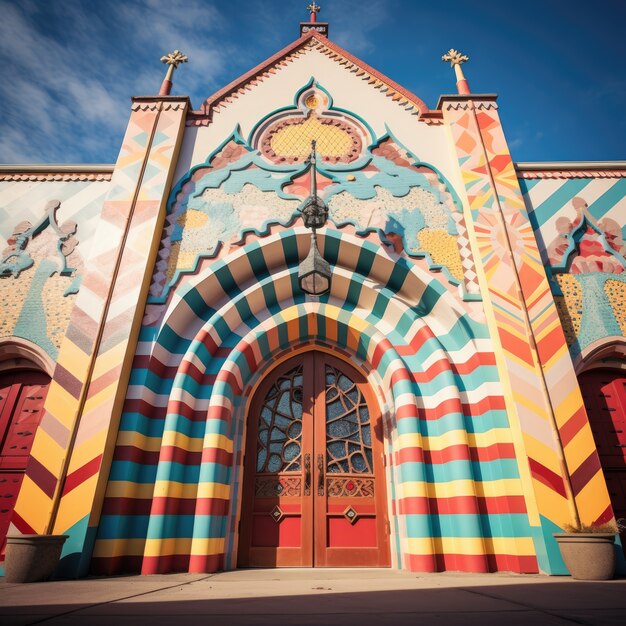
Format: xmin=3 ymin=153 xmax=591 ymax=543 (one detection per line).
xmin=300 ymin=2 xmax=328 ymax=37
xmin=441 ymin=48 xmax=470 ymax=95
xmin=159 ymin=49 xmax=188 ymax=96
xmin=308 ymin=2 xmax=321 ymax=22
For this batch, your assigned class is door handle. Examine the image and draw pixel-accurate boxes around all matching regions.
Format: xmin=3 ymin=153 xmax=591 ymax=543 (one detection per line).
xmin=317 ymin=453 xmax=324 ymax=496
xmin=304 ymin=453 xmax=311 ymax=495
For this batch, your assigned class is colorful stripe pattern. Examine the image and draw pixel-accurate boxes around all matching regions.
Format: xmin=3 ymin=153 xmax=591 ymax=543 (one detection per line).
xmin=442 ymin=98 xmax=613 ymax=573
xmin=92 ymin=226 xmax=537 ymax=575
xmin=10 ymin=98 xmax=188 ymax=577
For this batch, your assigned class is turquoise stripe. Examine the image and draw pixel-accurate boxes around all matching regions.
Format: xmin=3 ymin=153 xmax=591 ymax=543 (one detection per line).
xmin=109 ymin=461 xmax=159 ymax=484
xmin=587 ymin=178 xmax=626 ymax=221
xmin=399 ymin=460 xmax=519 ymax=483
xmin=98 ymin=515 xmax=150 ymax=540
xmin=191 ymin=515 xmax=228 ymax=539
xmin=405 ymin=514 xmax=531 ymax=538
xmin=198 ymin=462 xmax=231 ymax=484
xmin=531 ymin=178 xmax=590 ymax=227
xmin=155 ymin=461 xmax=201 ymax=483
xmin=396 ymin=410 xmax=510 ymax=436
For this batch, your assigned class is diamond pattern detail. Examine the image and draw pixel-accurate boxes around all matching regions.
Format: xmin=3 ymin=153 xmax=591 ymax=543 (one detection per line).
xmin=343 ymin=506 xmax=358 ymax=525
xmin=270 ymin=505 xmax=284 ymax=523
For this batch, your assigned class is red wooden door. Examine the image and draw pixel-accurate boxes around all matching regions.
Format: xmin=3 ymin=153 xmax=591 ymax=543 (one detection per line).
xmin=0 ymin=370 xmax=50 ymax=550
xmin=238 ymin=352 xmax=389 ymax=567
xmin=579 ymin=369 xmax=626 ymax=547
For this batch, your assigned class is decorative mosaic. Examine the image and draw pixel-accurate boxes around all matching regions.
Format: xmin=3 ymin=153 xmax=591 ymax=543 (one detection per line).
xmin=553 ymin=274 xmax=582 ymax=347
xmin=155 ymin=85 xmax=470 ymax=302
xmin=546 ymin=197 xmax=626 ymax=274
xmin=605 ymin=278 xmax=626 ymax=336
xmin=255 ymin=81 xmax=366 ymax=165
xmin=0 ymin=200 xmax=83 ymax=358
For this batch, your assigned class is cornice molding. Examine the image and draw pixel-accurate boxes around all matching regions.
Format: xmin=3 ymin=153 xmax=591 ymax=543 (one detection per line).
xmin=0 ymin=164 xmax=113 ymax=182
xmin=515 ymin=162 xmax=626 ymax=179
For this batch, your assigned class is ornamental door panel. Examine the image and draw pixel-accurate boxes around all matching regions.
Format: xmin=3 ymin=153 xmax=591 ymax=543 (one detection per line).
xmin=579 ymin=369 xmax=626 ymax=551
xmin=0 ymin=370 xmax=50 ymax=553
xmin=238 ymin=352 xmax=389 ymax=567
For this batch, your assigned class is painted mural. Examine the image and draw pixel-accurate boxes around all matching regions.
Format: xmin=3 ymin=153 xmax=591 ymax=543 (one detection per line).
xmin=0 ymin=176 xmax=109 ymax=358
xmin=521 ymin=174 xmax=626 ymax=357
xmin=150 ymin=82 xmax=472 ymax=306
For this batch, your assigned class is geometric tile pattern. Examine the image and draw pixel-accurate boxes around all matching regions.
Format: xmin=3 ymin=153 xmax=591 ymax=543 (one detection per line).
xmin=91 ymin=227 xmax=538 ymax=576
xmin=442 ymin=98 xmax=614 ymax=573
xmin=10 ymin=98 xmax=188 ymax=577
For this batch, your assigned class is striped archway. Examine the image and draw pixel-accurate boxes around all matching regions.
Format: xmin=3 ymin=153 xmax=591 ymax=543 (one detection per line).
xmin=91 ymin=227 xmax=538 ymax=575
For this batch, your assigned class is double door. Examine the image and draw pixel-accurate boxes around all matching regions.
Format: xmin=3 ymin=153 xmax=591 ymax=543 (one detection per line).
xmin=238 ymin=352 xmax=390 ymax=567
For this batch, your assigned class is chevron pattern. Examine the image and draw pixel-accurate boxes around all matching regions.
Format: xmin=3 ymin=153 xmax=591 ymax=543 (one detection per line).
xmin=10 ymin=100 xmax=188 ymax=577
xmin=90 ymin=227 xmax=537 ymax=576
xmin=442 ymin=99 xmax=613 ymax=573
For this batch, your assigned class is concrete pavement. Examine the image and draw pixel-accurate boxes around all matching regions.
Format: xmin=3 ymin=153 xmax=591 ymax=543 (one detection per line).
xmin=1 ymin=568 xmax=626 ymax=625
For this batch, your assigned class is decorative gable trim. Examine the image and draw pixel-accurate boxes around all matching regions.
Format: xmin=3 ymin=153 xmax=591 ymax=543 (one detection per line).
xmin=187 ymin=31 xmax=431 ymax=127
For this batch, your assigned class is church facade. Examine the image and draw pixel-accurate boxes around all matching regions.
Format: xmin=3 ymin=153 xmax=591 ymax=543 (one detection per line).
xmin=1 ymin=11 xmax=625 ymax=578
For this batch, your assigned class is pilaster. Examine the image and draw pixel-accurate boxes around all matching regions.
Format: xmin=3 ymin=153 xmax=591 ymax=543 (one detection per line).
xmin=12 ymin=95 xmax=189 ymax=577
xmin=440 ymin=94 xmax=613 ymax=573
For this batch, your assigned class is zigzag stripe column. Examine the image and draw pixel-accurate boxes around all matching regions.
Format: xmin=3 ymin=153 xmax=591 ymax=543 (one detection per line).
xmin=11 ymin=95 xmax=189 ymax=577
xmin=441 ymin=95 xmax=613 ymax=573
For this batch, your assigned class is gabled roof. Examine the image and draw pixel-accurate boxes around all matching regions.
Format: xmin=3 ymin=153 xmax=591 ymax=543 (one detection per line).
xmin=187 ymin=30 xmax=439 ymax=126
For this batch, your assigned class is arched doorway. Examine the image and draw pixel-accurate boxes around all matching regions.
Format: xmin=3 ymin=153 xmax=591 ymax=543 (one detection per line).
xmin=0 ymin=369 xmax=51 ymax=551
xmin=579 ymin=368 xmax=626 ymax=547
xmin=238 ymin=351 xmax=390 ymax=567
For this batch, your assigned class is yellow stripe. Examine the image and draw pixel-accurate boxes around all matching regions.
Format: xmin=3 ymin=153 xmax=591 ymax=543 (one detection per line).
xmin=116 ymin=431 xmax=162 ymax=452
xmin=197 ymin=482 xmax=231 ymax=500
xmin=45 ymin=382 xmax=80 ymax=429
xmin=143 ymin=537 xmax=193 ymax=558
xmin=399 ymin=479 xmax=524 ymax=499
xmin=53 ymin=475 xmax=98 ymax=534
xmin=105 ymin=481 xmax=155 ymax=499
xmin=13 ymin=476 xmax=53 ymax=534
xmin=574 ymin=470 xmax=613 ymax=525
xmin=190 ymin=537 xmax=226 ymax=556
xmin=28 ymin=428 xmax=66 ymax=478
xmin=397 ymin=429 xmax=513 ymax=452
xmin=56 ymin=340 xmax=91 ymax=379
xmin=92 ymin=537 xmax=147 ymax=558
xmin=407 ymin=536 xmax=535 ymax=556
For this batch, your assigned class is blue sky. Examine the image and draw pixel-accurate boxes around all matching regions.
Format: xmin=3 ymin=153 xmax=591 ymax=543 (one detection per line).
xmin=1 ymin=0 xmax=624 ymax=164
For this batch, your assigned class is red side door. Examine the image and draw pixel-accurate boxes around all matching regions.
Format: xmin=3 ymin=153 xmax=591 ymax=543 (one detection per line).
xmin=0 ymin=370 xmax=50 ymax=550
xmin=579 ymin=369 xmax=626 ymax=547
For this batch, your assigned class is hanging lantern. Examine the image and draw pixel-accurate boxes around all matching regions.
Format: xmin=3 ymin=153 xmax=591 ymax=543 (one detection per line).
xmin=298 ymin=233 xmax=331 ymax=295
xmin=297 ymin=140 xmax=332 ymax=296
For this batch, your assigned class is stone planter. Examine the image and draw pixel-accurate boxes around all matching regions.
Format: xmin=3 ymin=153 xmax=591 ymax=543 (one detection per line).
xmin=553 ymin=533 xmax=616 ymax=580
xmin=4 ymin=534 xmax=69 ymax=583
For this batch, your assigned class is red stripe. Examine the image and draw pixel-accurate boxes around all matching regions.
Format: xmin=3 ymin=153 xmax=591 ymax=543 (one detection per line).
xmin=559 ymin=405 xmax=589 ymax=447
xmin=91 ymin=555 xmax=143 ymax=576
xmin=398 ymin=495 xmax=528 ymax=516
xmin=395 ymin=442 xmax=516 ymax=466
xmin=569 ymin=452 xmax=602 ymax=496
xmin=101 ymin=497 xmax=152 ymax=516
xmin=188 ymin=553 xmax=224 ymax=573
xmin=25 ymin=456 xmax=58 ymax=499
xmin=527 ymin=458 xmax=567 ymax=498
xmin=62 ymin=454 xmax=102 ymax=495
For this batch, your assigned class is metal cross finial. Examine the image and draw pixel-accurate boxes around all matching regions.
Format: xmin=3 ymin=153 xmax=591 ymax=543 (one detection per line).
xmin=159 ymin=49 xmax=188 ymax=95
xmin=441 ymin=48 xmax=469 ymax=67
xmin=441 ymin=49 xmax=471 ymax=95
xmin=308 ymin=2 xmax=321 ymax=13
